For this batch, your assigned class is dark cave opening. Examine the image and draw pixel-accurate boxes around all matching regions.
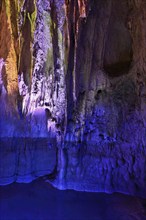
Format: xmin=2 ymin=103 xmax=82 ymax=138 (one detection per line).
xmin=103 ymin=0 xmax=133 ymax=77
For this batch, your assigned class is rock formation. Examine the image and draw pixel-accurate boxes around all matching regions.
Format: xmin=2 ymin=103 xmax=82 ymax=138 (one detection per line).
xmin=0 ymin=0 xmax=146 ymax=198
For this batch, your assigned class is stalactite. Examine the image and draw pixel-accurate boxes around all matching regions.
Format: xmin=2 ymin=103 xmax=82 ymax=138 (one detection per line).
xmin=0 ymin=0 xmax=19 ymax=113
xmin=78 ymin=0 xmax=87 ymax=18
xmin=128 ymin=0 xmax=146 ymax=73
xmin=19 ymin=0 xmax=37 ymax=88
xmin=64 ymin=0 xmax=75 ymax=122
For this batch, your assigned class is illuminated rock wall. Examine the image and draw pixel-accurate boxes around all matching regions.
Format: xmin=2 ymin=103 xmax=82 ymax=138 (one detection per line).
xmin=0 ymin=0 xmax=65 ymax=184
xmin=0 ymin=0 xmax=146 ymax=197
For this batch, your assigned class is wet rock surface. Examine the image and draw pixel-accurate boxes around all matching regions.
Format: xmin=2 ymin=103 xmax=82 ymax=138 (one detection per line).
xmin=0 ymin=138 xmax=56 ymax=185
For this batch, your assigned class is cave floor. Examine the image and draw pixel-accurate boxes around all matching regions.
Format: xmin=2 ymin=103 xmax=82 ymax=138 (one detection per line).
xmin=0 ymin=178 xmax=146 ymax=220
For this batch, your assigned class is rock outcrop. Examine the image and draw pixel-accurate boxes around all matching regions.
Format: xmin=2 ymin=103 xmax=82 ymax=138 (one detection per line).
xmin=0 ymin=0 xmax=146 ymax=198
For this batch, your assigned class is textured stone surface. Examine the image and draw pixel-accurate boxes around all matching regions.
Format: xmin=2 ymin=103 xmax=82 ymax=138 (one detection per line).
xmin=0 ymin=0 xmax=146 ymax=198
xmin=0 ymin=138 xmax=56 ymax=185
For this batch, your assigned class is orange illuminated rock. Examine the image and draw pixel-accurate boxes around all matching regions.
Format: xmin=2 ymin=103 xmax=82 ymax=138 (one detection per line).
xmin=0 ymin=0 xmax=19 ymax=110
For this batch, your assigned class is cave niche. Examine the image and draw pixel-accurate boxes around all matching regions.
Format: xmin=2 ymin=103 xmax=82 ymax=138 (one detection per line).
xmin=103 ymin=0 xmax=133 ymax=77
